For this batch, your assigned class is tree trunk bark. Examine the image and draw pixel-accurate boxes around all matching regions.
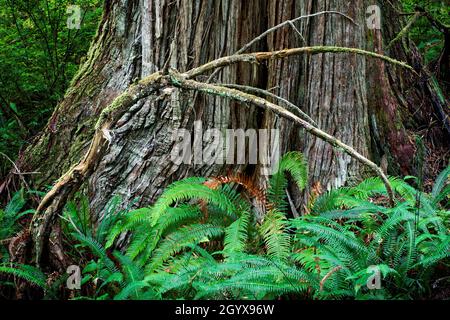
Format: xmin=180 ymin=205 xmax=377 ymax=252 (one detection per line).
xmin=1 ymin=0 xmax=447 ymax=265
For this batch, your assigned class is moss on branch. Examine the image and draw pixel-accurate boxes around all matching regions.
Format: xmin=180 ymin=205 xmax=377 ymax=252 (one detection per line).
xmin=186 ymin=46 xmax=417 ymax=79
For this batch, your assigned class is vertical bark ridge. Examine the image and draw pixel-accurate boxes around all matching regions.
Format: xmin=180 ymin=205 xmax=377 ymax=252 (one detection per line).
xmin=302 ymin=0 xmax=370 ymax=194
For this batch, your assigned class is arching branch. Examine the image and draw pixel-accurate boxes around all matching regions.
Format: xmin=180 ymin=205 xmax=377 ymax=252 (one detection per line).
xmin=206 ymin=11 xmax=360 ymax=82
xmin=30 ymin=72 xmax=164 ymax=265
xmin=217 ymin=83 xmax=317 ymax=126
xmin=186 ymin=46 xmax=417 ymax=79
xmin=236 ymin=11 xmax=359 ymax=54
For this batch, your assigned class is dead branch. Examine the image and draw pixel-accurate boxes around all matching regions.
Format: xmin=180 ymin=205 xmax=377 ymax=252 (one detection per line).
xmin=237 ymin=11 xmax=359 ymax=54
xmin=186 ymin=46 xmax=417 ymax=79
xmin=30 ymin=72 xmax=165 ymax=266
xmin=206 ymin=11 xmax=359 ymax=83
xmin=388 ymin=12 xmax=423 ymax=49
xmin=218 ymin=83 xmax=317 ymax=126
xmin=0 ymin=152 xmax=34 ymax=196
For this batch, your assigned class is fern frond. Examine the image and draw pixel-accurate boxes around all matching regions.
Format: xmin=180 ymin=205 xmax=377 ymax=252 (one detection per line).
xmin=0 ymin=263 xmax=47 ymax=289
xmin=114 ymin=281 xmax=154 ymax=300
xmin=4 ymin=189 xmax=26 ymax=217
xmin=147 ymin=224 xmax=224 ymax=272
xmin=413 ymin=235 xmax=450 ymax=268
xmin=432 ymin=165 xmax=450 ymax=203
xmin=259 ymin=210 xmax=290 ymax=261
xmin=71 ymin=233 xmax=119 ymax=274
xmin=223 ymin=211 xmax=250 ymax=258
xmin=150 ymin=177 xmax=236 ymax=226
xmin=268 ymin=151 xmax=308 ymax=210
xmin=292 ymin=217 xmax=368 ymax=256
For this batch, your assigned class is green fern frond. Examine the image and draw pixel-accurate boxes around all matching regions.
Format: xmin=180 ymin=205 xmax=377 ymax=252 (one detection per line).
xmin=150 ymin=177 xmax=236 ymax=226
xmin=414 ymin=235 xmax=450 ymax=268
xmin=126 ymin=228 xmax=158 ymax=263
xmin=157 ymin=206 xmax=203 ymax=235
xmin=292 ymin=217 xmax=367 ymax=255
xmin=147 ymin=224 xmax=224 ymax=272
xmin=259 ymin=210 xmax=290 ymax=261
xmin=373 ymin=203 xmax=415 ymax=242
xmin=114 ymin=281 xmax=154 ymax=300
xmin=432 ymin=165 xmax=450 ymax=202
xmin=0 ymin=263 xmax=47 ymax=289
xmin=318 ymin=202 xmax=384 ymax=220
xmin=113 ymin=251 xmax=144 ymax=285
xmin=71 ymin=233 xmax=119 ymax=274
xmin=223 ymin=211 xmax=250 ymax=258
xmin=4 ymin=189 xmax=26 ymax=217
xmin=311 ymin=188 xmax=350 ymax=213
xmin=268 ymin=151 xmax=308 ymax=210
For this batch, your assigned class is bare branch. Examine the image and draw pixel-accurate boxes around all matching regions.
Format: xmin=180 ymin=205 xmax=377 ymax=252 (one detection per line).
xmin=31 ymin=72 xmax=164 ymax=265
xmin=286 ymin=189 xmax=300 ymax=218
xmin=186 ymin=46 xmax=417 ymax=79
xmin=387 ymin=12 xmax=423 ymax=49
xmin=320 ymin=266 xmax=343 ymax=291
xmin=237 ymin=11 xmax=359 ymax=55
xmin=287 ymin=21 xmax=306 ymax=44
xmin=218 ymin=83 xmax=317 ymax=126
xmin=0 ymin=152 xmax=33 ymax=195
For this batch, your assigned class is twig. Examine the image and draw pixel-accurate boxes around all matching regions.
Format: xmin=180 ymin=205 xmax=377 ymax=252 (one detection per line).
xmin=0 ymin=152 xmax=33 ymax=194
xmin=320 ymin=266 xmax=342 ymax=291
xmin=416 ymin=7 xmax=449 ymax=33
xmin=286 ymin=189 xmax=300 ymax=218
xmin=237 ymin=11 xmax=359 ymax=55
xmin=287 ymin=21 xmax=306 ymax=44
xmin=218 ymin=83 xmax=317 ymax=126
xmin=12 ymin=172 xmax=41 ymax=175
xmin=0 ymin=238 xmax=13 ymax=244
xmin=387 ymin=12 xmax=423 ymax=49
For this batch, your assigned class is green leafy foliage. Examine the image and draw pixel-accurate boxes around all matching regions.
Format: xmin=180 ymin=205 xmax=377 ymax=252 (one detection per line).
xmin=401 ymin=0 xmax=449 ymax=63
xmin=1 ymin=154 xmax=448 ymax=300
xmin=0 ymin=189 xmax=34 ymax=262
xmin=0 ymin=0 xmax=102 ymax=175
xmin=0 ymin=264 xmax=47 ymax=289
xmin=69 ymin=156 xmax=450 ymax=300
